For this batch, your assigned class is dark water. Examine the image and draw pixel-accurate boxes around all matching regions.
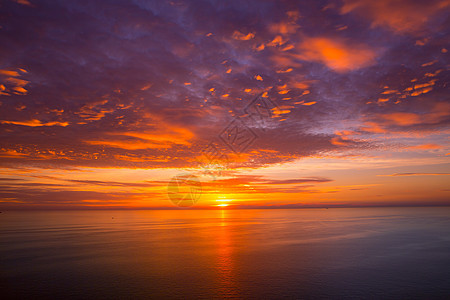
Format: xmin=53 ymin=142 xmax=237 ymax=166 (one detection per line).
xmin=1 ymin=208 xmax=450 ymax=299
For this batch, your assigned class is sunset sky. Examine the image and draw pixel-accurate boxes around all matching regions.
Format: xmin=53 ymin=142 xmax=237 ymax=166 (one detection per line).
xmin=0 ymin=0 xmax=449 ymax=209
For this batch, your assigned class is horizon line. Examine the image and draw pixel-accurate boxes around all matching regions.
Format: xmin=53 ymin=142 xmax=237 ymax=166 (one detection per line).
xmin=2 ymin=204 xmax=450 ymax=211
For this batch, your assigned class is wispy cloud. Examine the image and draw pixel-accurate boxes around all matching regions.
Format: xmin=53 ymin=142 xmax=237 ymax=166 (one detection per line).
xmin=378 ymin=173 xmax=450 ymax=177
xmin=0 ymin=119 xmax=69 ymax=127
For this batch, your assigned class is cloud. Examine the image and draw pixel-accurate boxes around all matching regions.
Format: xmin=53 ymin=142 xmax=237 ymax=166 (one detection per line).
xmin=297 ymin=37 xmax=377 ymax=72
xmin=408 ymin=144 xmax=442 ymax=150
xmin=65 ymin=179 xmax=159 ymax=187
xmin=85 ymin=124 xmax=195 ymax=150
xmin=196 ymin=174 xmax=333 ymax=196
xmin=0 ymin=0 xmax=448 ymax=209
xmin=340 ymin=0 xmax=450 ymax=34
xmin=0 ymin=68 xmax=29 ymax=96
xmin=232 ymin=31 xmax=255 ymax=40
xmin=380 ymin=112 xmax=422 ymax=126
xmin=264 ymin=177 xmax=332 ymax=184
xmin=13 ymin=0 xmax=33 ymax=6
xmin=0 ymin=119 xmax=69 ymax=127
xmin=378 ymin=173 xmax=450 ymax=177
xmin=0 ymin=0 xmax=447 ymax=172
xmin=75 ymin=100 xmax=114 ymax=122
xmin=360 ymin=102 xmax=450 ymax=135
xmin=84 ymin=139 xmax=173 ymax=150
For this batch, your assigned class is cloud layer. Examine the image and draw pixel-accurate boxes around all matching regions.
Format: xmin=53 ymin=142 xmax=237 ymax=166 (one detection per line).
xmin=0 ymin=0 xmax=449 ymax=207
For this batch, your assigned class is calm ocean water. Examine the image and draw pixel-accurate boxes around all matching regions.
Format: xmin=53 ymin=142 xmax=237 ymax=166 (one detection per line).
xmin=1 ymin=208 xmax=450 ymax=299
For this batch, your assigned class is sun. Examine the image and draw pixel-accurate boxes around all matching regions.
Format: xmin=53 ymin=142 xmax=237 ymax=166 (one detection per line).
xmin=215 ymin=197 xmax=232 ymax=207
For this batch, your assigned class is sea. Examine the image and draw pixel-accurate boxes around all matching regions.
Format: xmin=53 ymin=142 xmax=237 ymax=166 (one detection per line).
xmin=1 ymin=207 xmax=450 ymax=299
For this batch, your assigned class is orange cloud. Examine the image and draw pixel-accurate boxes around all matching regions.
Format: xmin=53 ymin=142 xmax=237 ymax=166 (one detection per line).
xmin=410 ymin=88 xmax=432 ymax=97
xmin=360 ymin=121 xmax=387 ymax=133
xmin=0 ymin=70 xmax=20 ymax=77
xmin=290 ymin=80 xmax=314 ymax=90
xmin=118 ymin=128 xmax=194 ymax=146
xmin=270 ymin=52 xmax=302 ymax=68
xmin=85 ymin=126 xmax=194 ymax=150
xmin=276 ymin=68 xmax=293 ymax=73
xmin=232 ymin=31 xmax=255 ymax=40
xmin=0 ymin=150 xmax=28 ymax=157
xmin=297 ymin=37 xmax=377 ymax=72
xmin=269 ymin=21 xmax=300 ymax=35
xmin=85 ymin=139 xmax=172 ymax=150
xmin=267 ymin=35 xmax=287 ymax=47
xmin=0 ymin=119 xmax=69 ymax=127
xmin=381 ymin=112 xmax=421 ymax=126
xmin=340 ymin=0 xmax=450 ymax=34
xmin=0 ymin=68 xmax=29 ymax=95
xmin=330 ymin=133 xmax=356 ymax=146
xmin=254 ymin=44 xmax=265 ymax=51
xmin=282 ymin=44 xmax=294 ymax=52
xmin=141 ymin=83 xmax=152 ymax=91
xmin=423 ymin=102 xmax=450 ymax=123
xmin=14 ymin=0 xmax=33 ymax=6
xmin=331 ymin=137 xmax=347 ymax=146
xmin=408 ymin=144 xmax=442 ymax=150
xmin=76 ymin=100 xmax=114 ymax=121
xmin=361 ymin=102 xmax=450 ymax=133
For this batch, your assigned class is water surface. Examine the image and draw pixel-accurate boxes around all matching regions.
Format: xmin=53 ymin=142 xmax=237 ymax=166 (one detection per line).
xmin=1 ymin=208 xmax=450 ymax=299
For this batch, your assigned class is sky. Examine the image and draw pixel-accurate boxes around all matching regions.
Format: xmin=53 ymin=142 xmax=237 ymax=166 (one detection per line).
xmin=0 ymin=0 xmax=449 ymax=209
